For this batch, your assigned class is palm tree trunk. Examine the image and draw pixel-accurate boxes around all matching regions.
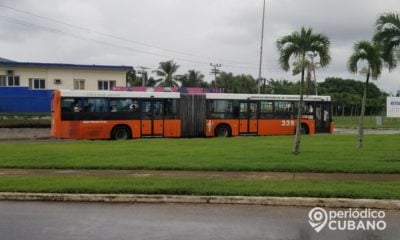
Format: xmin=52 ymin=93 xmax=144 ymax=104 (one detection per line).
xmin=358 ymin=73 xmax=370 ymax=148
xmin=292 ymin=68 xmax=305 ymax=154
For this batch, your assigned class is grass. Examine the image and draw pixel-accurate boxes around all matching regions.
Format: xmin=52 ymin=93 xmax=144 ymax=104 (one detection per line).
xmin=0 ymin=135 xmax=400 ymax=173
xmin=334 ymin=116 xmax=400 ymax=129
xmin=0 ymin=175 xmax=399 ymax=199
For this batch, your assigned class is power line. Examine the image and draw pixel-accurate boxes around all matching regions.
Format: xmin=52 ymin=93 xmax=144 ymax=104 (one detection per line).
xmin=0 ymin=3 xmax=258 ymax=66
xmin=0 ymin=15 xmax=209 ymax=65
xmin=0 ymin=14 xmax=284 ymax=73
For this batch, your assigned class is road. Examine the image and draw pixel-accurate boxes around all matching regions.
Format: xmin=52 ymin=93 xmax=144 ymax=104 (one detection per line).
xmin=0 ymin=201 xmax=399 ymax=240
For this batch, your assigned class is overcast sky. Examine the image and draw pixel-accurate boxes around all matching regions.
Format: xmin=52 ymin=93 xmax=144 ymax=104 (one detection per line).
xmin=0 ymin=0 xmax=399 ymax=93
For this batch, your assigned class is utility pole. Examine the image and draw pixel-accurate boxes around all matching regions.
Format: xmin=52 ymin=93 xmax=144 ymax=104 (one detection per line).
xmin=257 ymin=0 xmax=266 ymax=94
xmin=210 ymin=63 xmax=221 ymax=88
xmin=137 ymin=66 xmax=149 ymax=87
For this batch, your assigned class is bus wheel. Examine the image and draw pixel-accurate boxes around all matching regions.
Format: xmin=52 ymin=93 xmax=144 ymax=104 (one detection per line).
xmin=112 ymin=126 xmax=131 ymax=140
xmin=215 ymin=125 xmax=231 ymax=137
xmin=300 ymin=124 xmax=309 ymax=135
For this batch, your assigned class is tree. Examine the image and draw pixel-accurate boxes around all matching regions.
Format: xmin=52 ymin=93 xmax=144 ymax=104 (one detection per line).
xmin=179 ymin=70 xmax=207 ymax=87
xmin=153 ymin=60 xmax=180 ymax=87
xmin=276 ymin=27 xmax=331 ymax=154
xmin=373 ymin=12 xmax=400 ymax=69
xmin=264 ymin=79 xmax=299 ymax=94
xmin=318 ymin=77 xmax=387 ymax=116
xmin=126 ymin=69 xmax=141 ymax=86
xmin=146 ymin=77 xmax=157 ymax=87
xmin=234 ymin=74 xmax=257 ymax=93
xmin=213 ymin=72 xmax=257 ymax=93
xmin=214 ymin=72 xmax=235 ymax=92
xmin=348 ymin=41 xmax=384 ymax=148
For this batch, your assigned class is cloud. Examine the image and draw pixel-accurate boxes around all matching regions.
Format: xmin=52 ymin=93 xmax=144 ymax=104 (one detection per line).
xmin=0 ymin=0 xmax=399 ymax=93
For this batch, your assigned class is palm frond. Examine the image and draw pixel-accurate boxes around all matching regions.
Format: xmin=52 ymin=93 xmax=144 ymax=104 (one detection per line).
xmin=276 ymin=27 xmax=331 ymax=72
xmin=347 ymin=40 xmax=384 ymax=79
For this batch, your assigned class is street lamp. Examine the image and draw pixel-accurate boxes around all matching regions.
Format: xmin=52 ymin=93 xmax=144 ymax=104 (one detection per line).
xmin=257 ymin=0 xmax=266 ymax=94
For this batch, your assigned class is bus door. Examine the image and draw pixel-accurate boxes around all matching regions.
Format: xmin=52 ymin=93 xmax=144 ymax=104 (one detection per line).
xmin=314 ymin=102 xmax=331 ymax=133
xmin=141 ymin=99 xmax=164 ymax=136
xmin=239 ymin=101 xmax=258 ymax=134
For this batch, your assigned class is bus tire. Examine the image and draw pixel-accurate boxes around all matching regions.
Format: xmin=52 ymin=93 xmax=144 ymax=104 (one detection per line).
xmin=214 ymin=124 xmax=231 ymax=137
xmin=111 ymin=126 xmax=131 ymax=140
xmin=300 ymin=123 xmax=309 ymax=135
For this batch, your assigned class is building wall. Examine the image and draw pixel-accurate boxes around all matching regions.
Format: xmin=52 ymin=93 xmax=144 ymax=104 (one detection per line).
xmin=0 ymin=67 xmax=126 ymax=90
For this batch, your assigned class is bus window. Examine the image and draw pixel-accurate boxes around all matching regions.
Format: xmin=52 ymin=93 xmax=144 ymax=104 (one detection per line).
xmin=239 ymin=102 xmax=247 ymax=119
xmin=153 ymin=101 xmax=164 ymax=119
xmin=260 ymin=101 xmax=273 ymax=119
xmin=249 ymin=102 xmax=258 ymax=119
xmin=61 ymin=98 xmax=75 ymax=112
xmin=274 ymin=101 xmax=293 ymax=119
xmin=141 ymin=101 xmax=152 ymax=119
xmin=87 ymin=98 xmax=108 ymax=112
xmin=207 ymin=100 xmax=233 ymax=119
xmin=164 ymin=99 xmax=178 ymax=119
xmin=232 ymin=100 xmax=240 ymax=118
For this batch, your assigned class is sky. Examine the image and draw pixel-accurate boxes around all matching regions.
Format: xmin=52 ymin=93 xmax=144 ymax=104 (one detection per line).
xmin=0 ymin=0 xmax=399 ymax=94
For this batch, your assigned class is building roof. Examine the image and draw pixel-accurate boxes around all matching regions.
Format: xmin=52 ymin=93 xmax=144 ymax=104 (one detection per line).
xmin=0 ymin=57 xmax=17 ymax=62
xmin=0 ymin=58 xmax=133 ymax=71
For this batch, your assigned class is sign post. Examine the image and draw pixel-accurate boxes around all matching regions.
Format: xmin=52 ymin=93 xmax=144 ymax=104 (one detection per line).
xmin=387 ymin=97 xmax=400 ymax=118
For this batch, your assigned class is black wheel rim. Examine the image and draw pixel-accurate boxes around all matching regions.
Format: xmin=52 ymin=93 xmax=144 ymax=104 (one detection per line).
xmin=216 ymin=127 xmax=228 ymax=137
xmin=115 ymin=129 xmax=128 ymax=140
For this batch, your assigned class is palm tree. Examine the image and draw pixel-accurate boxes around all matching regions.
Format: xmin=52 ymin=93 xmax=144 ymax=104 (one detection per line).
xmin=276 ymin=27 xmax=331 ymax=154
xmin=179 ymin=70 xmax=206 ymax=87
xmin=348 ymin=41 xmax=384 ymax=148
xmin=153 ymin=60 xmax=180 ymax=87
xmin=373 ymin=12 xmax=400 ymax=69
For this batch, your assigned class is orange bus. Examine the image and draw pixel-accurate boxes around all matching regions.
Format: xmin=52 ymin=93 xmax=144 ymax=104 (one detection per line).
xmin=51 ymin=90 xmax=333 ymax=140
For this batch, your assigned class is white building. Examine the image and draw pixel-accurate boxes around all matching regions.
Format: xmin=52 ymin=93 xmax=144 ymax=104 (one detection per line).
xmin=0 ymin=58 xmax=133 ymax=90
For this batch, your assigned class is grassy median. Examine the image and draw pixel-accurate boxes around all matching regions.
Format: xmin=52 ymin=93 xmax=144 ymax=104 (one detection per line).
xmin=0 ymin=135 xmax=400 ymax=173
xmin=334 ymin=116 xmax=400 ymax=129
xmin=0 ymin=175 xmax=399 ymax=199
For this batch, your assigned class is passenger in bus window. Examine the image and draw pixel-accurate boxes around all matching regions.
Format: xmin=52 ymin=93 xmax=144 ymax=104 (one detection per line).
xmin=129 ymin=104 xmax=137 ymax=111
xmin=111 ymin=105 xmax=117 ymax=112
xmin=285 ymin=103 xmax=292 ymax=112
xmin=225 ymin=104 xmax=232 ymax=113
xmin=308 ymin=104 xmax=314 ymax=113
xmin=324 ymin=110 xmax=329 ymax=121
xmin=73 ymin=104 xmax=81 ymax=112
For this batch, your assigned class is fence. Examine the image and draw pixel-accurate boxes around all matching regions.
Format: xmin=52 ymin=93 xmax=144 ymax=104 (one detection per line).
xmin=0 ymin=87 xmax=52 ymax=113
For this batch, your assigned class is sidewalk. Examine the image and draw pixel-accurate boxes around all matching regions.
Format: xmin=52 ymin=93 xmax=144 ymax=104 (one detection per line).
xmin=1 ymin=192 xmax=399 ymax=210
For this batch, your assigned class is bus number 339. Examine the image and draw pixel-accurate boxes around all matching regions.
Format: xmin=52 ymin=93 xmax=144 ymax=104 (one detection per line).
xmin=281 ymin=120 xmax=295 ymax=127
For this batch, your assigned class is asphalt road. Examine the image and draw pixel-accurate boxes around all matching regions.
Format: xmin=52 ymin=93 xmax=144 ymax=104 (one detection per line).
xmin=0 ymin=201 xmax=399 ymax=240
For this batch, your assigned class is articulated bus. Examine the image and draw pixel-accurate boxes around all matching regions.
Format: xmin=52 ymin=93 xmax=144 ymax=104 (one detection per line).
xmin=51 ymin=90 xmax=333 ymax=140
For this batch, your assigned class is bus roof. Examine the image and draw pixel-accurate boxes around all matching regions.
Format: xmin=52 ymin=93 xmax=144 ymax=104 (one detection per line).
xmin=58 ymin=90 xmax=181 ymax=99
xmin=205 ymin=93 xmax=331 ymax=101
xmin=57 ymin=90 xmax=330 ymax=101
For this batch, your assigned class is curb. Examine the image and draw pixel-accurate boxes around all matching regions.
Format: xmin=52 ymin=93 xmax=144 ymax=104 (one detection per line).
xmin=1 ymin=193 xmax=399 ymax=209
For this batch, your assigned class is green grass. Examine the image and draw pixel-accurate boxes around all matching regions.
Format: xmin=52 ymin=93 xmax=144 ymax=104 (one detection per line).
xmin=0 ymin=175 xmax=398 ymax=199
xmin=1 ymin=135 xmax=400 ymax=173
xmin=334 ymin=116 xmax=400 ymax=129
